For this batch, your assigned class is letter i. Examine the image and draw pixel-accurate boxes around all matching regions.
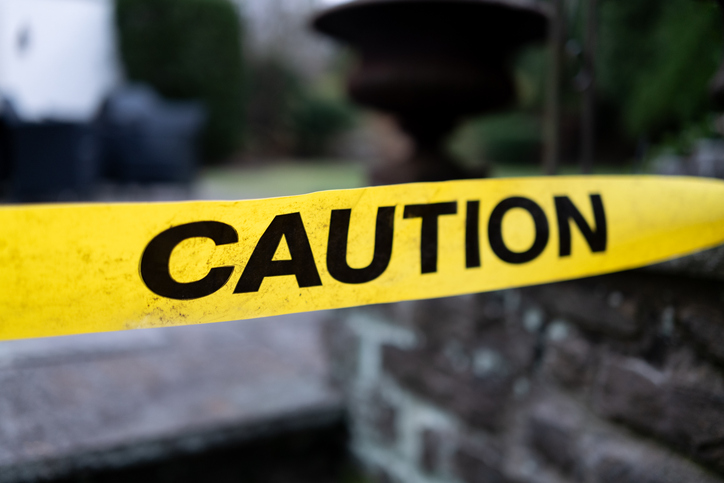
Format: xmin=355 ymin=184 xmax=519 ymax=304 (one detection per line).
xmin=466 ymin=200 xmax=481 ymax=269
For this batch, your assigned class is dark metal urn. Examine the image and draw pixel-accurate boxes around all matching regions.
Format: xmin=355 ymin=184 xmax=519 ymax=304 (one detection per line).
xmin=313 ymin=0 xmax=547 ymax=184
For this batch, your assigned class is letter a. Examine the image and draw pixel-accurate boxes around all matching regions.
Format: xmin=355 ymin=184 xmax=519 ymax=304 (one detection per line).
xmin=235 ymin=213 xmax=322 ymax=293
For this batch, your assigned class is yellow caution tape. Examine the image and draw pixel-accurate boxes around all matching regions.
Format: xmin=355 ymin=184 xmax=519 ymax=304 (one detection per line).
xmin=1 ymin=175 xmax=724 ymax=340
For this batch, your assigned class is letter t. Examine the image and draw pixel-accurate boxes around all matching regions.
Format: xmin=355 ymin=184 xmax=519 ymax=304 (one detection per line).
xmin=404 ymin=202 xmax=458 ymax=274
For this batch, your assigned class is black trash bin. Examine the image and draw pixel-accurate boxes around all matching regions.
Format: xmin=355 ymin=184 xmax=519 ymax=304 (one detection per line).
xmin=7 ymin=118 xmax=98 ymax=203
xmin=101 ymin=85 xmax=206 ymax=184
xmin=0 ymin=115 xmax=10 ymax=198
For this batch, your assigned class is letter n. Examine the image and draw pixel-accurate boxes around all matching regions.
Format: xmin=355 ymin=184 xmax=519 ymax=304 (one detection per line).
xmin=555 ymin=194 xmax=607 ymax=257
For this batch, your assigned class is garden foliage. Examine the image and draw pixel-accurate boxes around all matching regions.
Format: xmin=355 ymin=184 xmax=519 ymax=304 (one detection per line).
xmin=115 ymin=0 xmax=246 ymax=162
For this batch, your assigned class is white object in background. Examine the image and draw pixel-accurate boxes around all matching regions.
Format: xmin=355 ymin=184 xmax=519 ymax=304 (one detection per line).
xmin=0 ymin=0 xmax=120 ymax=122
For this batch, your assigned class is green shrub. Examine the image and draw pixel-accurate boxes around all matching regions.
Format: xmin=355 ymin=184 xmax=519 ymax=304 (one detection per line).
xmin=245 ymin=57 xmax=355 ymax=158
xmin=245 ymin=57 xmax=303 ymax=156
xmin=453 ymin=112 xmax=542 ymax=166
xmin=115 ymin=0 xmax=246 ymax=162
xmin=291 ymin=94 xmax=355 ymax=158
xmin=598 ymin=0 xmax=722 ymax=140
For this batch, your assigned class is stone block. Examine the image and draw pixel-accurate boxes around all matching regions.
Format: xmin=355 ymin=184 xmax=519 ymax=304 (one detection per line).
xmin=420 ymin=428 xmax=442 ymax=474
xmin=347 ymin=389 xmax=399 ymax=448
xmin=646 ymin=245 xmax=724 ymax=282
xmin=527 ymin=412 xmax=578 ymax=474
xmin=406 ymin=293 xmax=507 ymax=342
xmin=471 ymin=324 xmax=537 ymax=379
xmin=453 ymin=439 xmax=507 ymax=483
xmin=366 ymin=391 xmax=398 ymax=445
xmin=541 ymin=324 xmax=593 ymax=390
xmin=664 ymin=384 xmax=724 ymax=472
xmin=594 ymin=356 xmax=667 ymax=434
xmin=679 ymin=304 xmax=724 ymax=365
xmin=595 ymin=355 xmax=724 ymax=472
xmin=383 ymin=345 xmax=514 ymax=431
xmin=583 ymin=437 xmax=722 ymax=483
xmin=379 ymin=297 xmax=537 ymax=432
xmin=322 ymin=314 xmax=360 ymax=389
xmin=531 ymin=282 xmax=640 ymax=338
xmin=369 ymin=465 xmax=395 ymax=483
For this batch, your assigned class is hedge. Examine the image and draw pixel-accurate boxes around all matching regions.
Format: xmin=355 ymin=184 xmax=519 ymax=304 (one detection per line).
xmin=115 ymin=0 xmax=246 ymax=162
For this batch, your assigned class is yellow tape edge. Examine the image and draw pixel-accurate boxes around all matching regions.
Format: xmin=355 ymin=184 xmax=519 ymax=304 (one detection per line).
xmin=1 ymin=175 xmax=723 ymax=340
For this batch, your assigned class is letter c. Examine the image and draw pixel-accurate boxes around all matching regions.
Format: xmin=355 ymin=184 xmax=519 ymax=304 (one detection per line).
xmin=140 ymin=221 xmax=238 ymax=300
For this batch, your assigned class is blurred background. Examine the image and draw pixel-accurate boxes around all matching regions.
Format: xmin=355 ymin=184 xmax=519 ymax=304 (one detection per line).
xmin=2 ymin=0 xmax=724 ymax=482
xmin=0 ymin=0 xmax=721 ymax=204
xmin=0 ymin=0 xmax=362 ymax=203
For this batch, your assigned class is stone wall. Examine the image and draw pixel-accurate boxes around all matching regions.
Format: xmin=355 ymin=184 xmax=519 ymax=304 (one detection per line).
xmin=324 ymin=250 xmax=724 ymax=483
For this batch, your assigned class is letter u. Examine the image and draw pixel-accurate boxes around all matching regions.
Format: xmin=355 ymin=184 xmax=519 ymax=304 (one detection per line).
xmin=327 ymin=206 xmax=395 ymax=284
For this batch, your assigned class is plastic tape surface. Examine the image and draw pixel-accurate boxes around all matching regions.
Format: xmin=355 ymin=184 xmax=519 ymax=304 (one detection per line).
xmin=2 ymin=176 xmax=723 ymax=340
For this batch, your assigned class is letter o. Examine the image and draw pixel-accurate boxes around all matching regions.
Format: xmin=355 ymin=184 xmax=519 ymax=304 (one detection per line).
xmin=488 ymin=197 xmax=549 ymax=264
